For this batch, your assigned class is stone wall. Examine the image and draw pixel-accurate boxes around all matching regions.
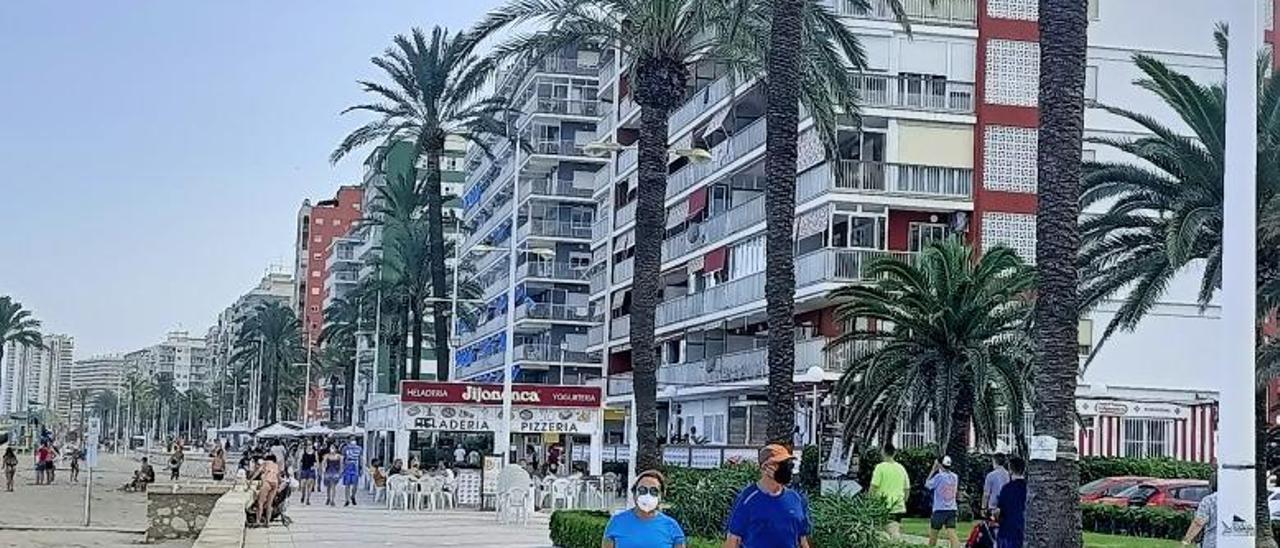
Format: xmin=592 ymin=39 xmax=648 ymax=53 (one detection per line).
xmin=146 ymin=482 xmax=232 ymax=542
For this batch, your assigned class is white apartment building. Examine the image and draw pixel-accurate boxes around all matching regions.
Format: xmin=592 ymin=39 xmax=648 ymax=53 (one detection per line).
xmin=125 ymin=331 xmax=210 ymax=393
xmin=70 ymin=355 xmax=126 ymax=400
xmin=569 ymin=0 xmax=1235 ymax=463
xmin=453 ymin=45 xmax=606 ymax=385
xmin=206 ymin=266 xmax=294 ymax=420
xmin=1 ymin=333 xmax=74 ymax=423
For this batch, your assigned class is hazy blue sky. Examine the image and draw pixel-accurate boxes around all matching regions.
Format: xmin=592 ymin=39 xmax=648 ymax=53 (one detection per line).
xmin=0 ymin=1 xmax=499 ymax=356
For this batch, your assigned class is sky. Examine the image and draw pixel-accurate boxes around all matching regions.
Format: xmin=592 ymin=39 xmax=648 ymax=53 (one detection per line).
xmin=0 ymin=1 xmax=500 ymax=357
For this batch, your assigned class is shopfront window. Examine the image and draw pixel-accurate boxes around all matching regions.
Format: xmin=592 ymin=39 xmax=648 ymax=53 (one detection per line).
xmin=1122 ymin=418 xmax=1172 ymax=458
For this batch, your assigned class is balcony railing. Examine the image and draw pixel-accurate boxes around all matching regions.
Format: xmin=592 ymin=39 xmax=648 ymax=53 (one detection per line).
xmin=795 ymin=248 xmax=915 ymax=287
xmin=461 ymin=198 xmax=513 ymax=254
xmin=598 ymin=57 xmax=617 ymax=87
xmin=662 ymin=195 xmax=764 ymax=261
xmin=614 ymin=201 xmax=636 ymax=227
xmin=518 ymin=261 xmax=589 ymax=281
xmin=458 ymin=313 xmax=507 ymax=345
xmin=668 ymin=76 xmax=733 ymax=137
xmin=514 ymin=344 xmax=597 ymax=365
xmin=516 ymin=302 xmax=593 ymax=322
xmin=796 ymin=160 xmax=973 ymax=202
xmin=616 ymin=147 xmax=638 ymax=175
xmin=589 ymin=269 xmax=608 ymax=295
xmin=522 ymin=95 xmax=602 ymax=118
xmin=825 ymin=0 xmax=976 ymax=26
xmin=592 ymin=214 xmax=612 ymax=242
xmin=520 ymin=177 xmax=595 ymax=200
xmin=529 ymin=139 xmax=592 ymax=157
xmin=666 ymin=117 xmax=767 ymax=200
xmin=656 ymin=271 xmax=764 ymax=327
xmin=593 ymin=166 xmax=612 ymax=194
xmin=536 ymin=55 xmax=602 ymax=76
xmin=596 ymin=107 xmax=617 ymax=141
xmin=330 ymin=270 xmax=358 ymax=283
xmin=520 ymin=219 xmax=593 ymax=240
xmin=610 ymin=315 xmax=630 ymax=341
xmin=608 ymin=338 xmax=852 ymax=396
xmin=852 ymin=73 xmax=975 ymax=113
xmin=619 ymin=97 xmax=639 ymax=121
xmin=612 ymin=256 xmax=634 ymax=284
xmin=587 ymin=324 xmax=604 ymax=347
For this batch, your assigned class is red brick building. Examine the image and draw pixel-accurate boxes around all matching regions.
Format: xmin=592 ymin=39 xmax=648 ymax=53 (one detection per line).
xmin=294 ymin=185 xmax=364 ymax=345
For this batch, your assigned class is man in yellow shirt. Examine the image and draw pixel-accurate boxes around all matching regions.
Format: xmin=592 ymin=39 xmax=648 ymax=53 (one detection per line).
xmin=869 ymin=444 xmax=911 ymax=540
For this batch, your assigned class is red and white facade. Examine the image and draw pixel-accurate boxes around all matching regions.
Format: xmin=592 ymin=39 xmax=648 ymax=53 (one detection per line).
xmin=293 ymin=185 xmax=364 ymax=345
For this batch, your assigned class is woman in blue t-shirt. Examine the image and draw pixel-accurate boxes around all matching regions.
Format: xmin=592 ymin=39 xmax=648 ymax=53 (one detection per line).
xmin=603 ymin=470 xmax=687 ymax=548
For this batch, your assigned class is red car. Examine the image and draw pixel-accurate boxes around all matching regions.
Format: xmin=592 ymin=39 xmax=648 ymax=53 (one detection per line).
xmin=1079 ymin=476 xmax=1152 ymax=503
xmin=1096 ymin=479 xmax=1212 ymax=511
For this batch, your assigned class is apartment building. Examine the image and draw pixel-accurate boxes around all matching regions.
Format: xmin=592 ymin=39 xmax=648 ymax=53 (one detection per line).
xmin=206 ymin=266 xmax=294 ymax=418
xmin=452 ymin=44 xmax=606 ymax=385
xmin=294 ymin=186 xmax=364 ymax=345
xmin=70 ymin=355 xmax=126 ymax=402
xmin=578 ymin=0 xmax=1235 ymax=463
xmin=124 ymin=331 xmax=210 ymax=393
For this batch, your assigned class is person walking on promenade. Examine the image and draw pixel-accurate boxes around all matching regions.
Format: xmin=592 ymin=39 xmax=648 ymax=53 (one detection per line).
xmin=982 ymin=453 xmax=1011 ymax=518
xmin=3 ymin=447 xmax=17 ymax=491
xmin=249 ymin=454 xmax=281 ymax=528
xmin=68 ymin=445 xmax=82 ymax=483
xmin=724 ymin=444 xmax=811 ymax=548
xmin=322 ymin=443 xmax=342 ymax=506
xmin=995 ymin=456 xmax=1027 ymax=548
xmin=1180 ymin=474 xmax=1218 ymax=547
xmin=341 ymin=438 xmax=363 ymax=506
xmin=604 ymin=470 xmax=686 ymax=548
xmin=168 ymin=444 xmax=184 ymax=481
xmin=298 ymin=444 xmax=317 ymax=505
xmin=869 ymin=444 xmax=911 ymax=540
xmin=210 ymin=447 xmax=227 ymax=481
xmin=925 ymin=456 xmax=961 ymax=548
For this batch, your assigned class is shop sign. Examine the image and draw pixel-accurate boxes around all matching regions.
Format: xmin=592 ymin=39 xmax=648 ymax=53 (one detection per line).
xmin=403 ymin=403 xmax=600 ymax=434
xmin=400 ymin=381 xmax=602 ymax=408
xmin=1078 ymin=399 xmax=1185 ymax=418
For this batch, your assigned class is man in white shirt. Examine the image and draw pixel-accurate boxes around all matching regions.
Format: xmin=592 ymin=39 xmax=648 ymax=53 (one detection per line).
xmin=454 ymin=445 xmax=466 ymax=464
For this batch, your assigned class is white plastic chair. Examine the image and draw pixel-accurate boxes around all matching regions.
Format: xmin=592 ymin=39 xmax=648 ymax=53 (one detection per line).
xmin=387 ymin=475 xmax=412 ymax=510
xmin=436 ymin=476 xmax=456 ymax=509
xmin=550 ymin=478 xmax=575 ymax=510
xmin=416 ymin=477 xmax=440 ymax=511
xmin=499 ymin=486 xmax=531 ymax=525
xmin=537 ymin=476 xmax=556 ymax=509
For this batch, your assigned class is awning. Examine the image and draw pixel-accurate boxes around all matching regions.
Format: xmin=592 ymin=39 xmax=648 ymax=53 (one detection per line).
xmin=299 ymin=424 xmax=333 ymax=437
xmin=626 ymin=175 xmax=638 ymax=193
xmin=704 ymin=247 xmax=728 ymax=273
xmin=688 ymin=255 xmax=705 ymax=272
xmin=667 ymin=200 xmax=690 ymax=228
xmin=707 ymin=105 xmax=732 ymax=134
xmin=795 ymin=204 xmax=832 ymax=239
xmin=334 ymin=425 xmax=366 ymax=437
xmin=611 ymin=289 xmax=630 ymax=310
xmin=688 ymin=187 xmax=709 ymax=219
xmin=254 ymin=422 xmax=302 ymax=439
xmin=615 ymin=230 xmax=634 ymax=251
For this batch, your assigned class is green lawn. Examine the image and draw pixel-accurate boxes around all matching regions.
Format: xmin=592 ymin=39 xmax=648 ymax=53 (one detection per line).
xmin=900 ymin=518 xmax=1180 ymax=548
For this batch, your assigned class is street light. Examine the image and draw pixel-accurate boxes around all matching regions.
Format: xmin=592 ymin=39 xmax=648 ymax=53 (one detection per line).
xmin=797 ymin=366 xmax=827 ymax=449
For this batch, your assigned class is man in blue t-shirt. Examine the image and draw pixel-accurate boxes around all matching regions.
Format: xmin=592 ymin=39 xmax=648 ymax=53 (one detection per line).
xmin=724 ymin=444 xmax=812 ymax=548
xmin=995 ymin=456 xmax=1028 ymax=548
xmin=341 ymin=439 xmax=363 ymax=506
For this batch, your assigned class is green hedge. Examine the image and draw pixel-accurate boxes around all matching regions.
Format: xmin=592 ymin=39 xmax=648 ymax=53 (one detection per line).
xmin=662 ymin=463 xmax=759 ymax=539
xmin=1079 ymin=457 xmax=1213 ymax=483
xmin=1080 ymin=503 xmax=1193 ymax=539
xmin=549 ymin=509 xmax=721 ymax=548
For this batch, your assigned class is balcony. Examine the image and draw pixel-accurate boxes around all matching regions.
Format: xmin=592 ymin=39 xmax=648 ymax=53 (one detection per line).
xmin=459 ymin=313 xmax=507 ymax=345
xmin=794 ymin=247 xmax=915 ymax=287
xmin=516 ymin=302 xmax=593 ymax=322
xmin=461 ymin=199 xmax=513 ymax=253
xmin=587 ymin=324 xmax=605 ymax=347
xmin=514 ymin=344 xmax=597 ymax=365
xmin=669 ymin=76 xmax=733 ymax=137
xmin=666 ymin=117 xmax=767 ymax=200
xmin=535 ymin=55 xmax=601 ymax=76
xmin=614 ymin=201 xmax=636 ymax=227
xmin=519 ymin=219 xmax=593 ymax=240
xmin=662 ymin=195 xmax=764 ymax=261
xmin=529 ymin=139 xmax=592 ymax=157
xmin=852 ymin=73 xmax=975 ymax=114
xmin=592 ymin=214 xmax=612 ymax=242
xmin=598 ymin=57 xmax=617 ymax=87
xmin=596 ymin=106 xmax=617 ymax=141
xmin=607 ymin=338 xmax=853 ymax=396
xmin=610 ymin=315 xmax=630 ymax=341
xmin=589 ymin=268 xmax=608 ymax=295
xmin=517 ymin=261 xmax=589 ymax=282
xmin=612 ymin=257 xmax=634 ymax=284
xmin=825 ymin=0 xmax=976 ymax=26
xmin=796 ymin=160 xmax=973 ymax=203
xmin=593 ymin=165 xmax=612 ymax=194
xmin=521 ymin=96 xmax=602 ymax=118
xmin=619 ymin=96 xmax=638 ymax=121
xmin=519 ymin=177 xmax=595 ymax=201
xmin=616 ymin=147 xmax=637 ymax=175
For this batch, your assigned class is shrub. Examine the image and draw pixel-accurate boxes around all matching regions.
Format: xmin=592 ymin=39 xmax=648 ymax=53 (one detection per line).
xmin=810 ymin=492 xmax=894 ymax=548
xmin=799 ymin=445 xmax=821 ymax=493
xmin=548 ymin=509 xmax=721 ymax=548
xmin=663 ymin=463 xmax=758 ymax=539
xmin=1079 ymin=457 xmax=1213 ymax=483
xmin=1080 ymin=503 xmax=1192 ymax=539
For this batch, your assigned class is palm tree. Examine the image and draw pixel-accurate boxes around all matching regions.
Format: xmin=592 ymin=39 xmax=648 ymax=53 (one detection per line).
xmin=0 ymin=296 xmax=43 ymax=378
xmin=830 ymin=239 xmax=1036 ymax=469
xmin=1027 ymin=1 xmax=1088 ymax=546
xmin=1078 ymin=29 xmax=1279 ymax=545
xmin=232 ymin=302 xmax=305 ymax=424
xmin=477 ymin=0 xmax=759 ymax=472
xmin=321 ymin=294 xmax=364 ymax=423
xmin=333 ymin=27 xmax=506 ymax=381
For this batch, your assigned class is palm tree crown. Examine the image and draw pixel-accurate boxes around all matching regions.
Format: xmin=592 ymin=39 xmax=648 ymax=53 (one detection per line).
xmin=0 ymin=295 xmax=43 ymax=368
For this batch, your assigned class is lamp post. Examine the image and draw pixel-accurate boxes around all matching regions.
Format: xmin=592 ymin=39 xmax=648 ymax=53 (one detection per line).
xmin=1218 ymin=0 xmax=1259 ymax=544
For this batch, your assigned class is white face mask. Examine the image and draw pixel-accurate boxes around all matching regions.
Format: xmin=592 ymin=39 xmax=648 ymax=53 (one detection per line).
xmin=635 ymin=494 xmax=660 ymax=512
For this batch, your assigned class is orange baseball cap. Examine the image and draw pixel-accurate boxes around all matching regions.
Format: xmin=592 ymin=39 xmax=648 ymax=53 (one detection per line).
xmin=759 ymin=444 xmax=795 ymax=465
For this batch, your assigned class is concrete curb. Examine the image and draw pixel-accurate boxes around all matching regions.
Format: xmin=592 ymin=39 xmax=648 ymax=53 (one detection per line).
xmin=191 ymin=488 xmax=252 ymax=548
xmin=0 ymin=524 xmax=146 ymax=534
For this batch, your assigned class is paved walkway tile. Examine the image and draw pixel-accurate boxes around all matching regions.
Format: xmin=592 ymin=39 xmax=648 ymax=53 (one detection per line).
xmin=244 ymin=492 xmax=552 ymax=548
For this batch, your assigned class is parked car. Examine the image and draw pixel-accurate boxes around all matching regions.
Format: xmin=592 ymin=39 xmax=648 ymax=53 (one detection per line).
xmin=1079 ymin=476 xmax=1152 ymax=503
xmin=1096 ymin=479 xmax=1211 ymax=511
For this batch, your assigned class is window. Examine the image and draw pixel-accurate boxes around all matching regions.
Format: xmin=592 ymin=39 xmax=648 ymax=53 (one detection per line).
xmin=831 ymin=213 xmax=886 ymax=250
xmin=1087 ymin=0 xmax=1099 ymax=20
xmin=1174 ymin=486 xmax=1211 ymax=503
xmin=311 ymin=270 xmax=321 ymax=278
xmin=908 ymin=222 xmax=949 ymax=252
xmin=702 ymin=414 xmax=726 ymax=444
xmin=1085 ymin=66 xmax=1099 ymax=101
xmin=1078 ymin=319 xmax=1094 ymax=356
xmin=332 ymin=218 xmax=343 ymax=226
xmin=313 ymin=253 xmax=322 ymax=260
xmin=309 ymin=305 xmax=319 ymax=313
xmin=895 ymin=411 xmax=933 ymax=450
xmin=313 ymin=236 xmax=322 ymax=243
xmin=311 ymin=287 xmax=320 ymax=296
xmin=1122 ymin=418 xmax=1171 ymax=458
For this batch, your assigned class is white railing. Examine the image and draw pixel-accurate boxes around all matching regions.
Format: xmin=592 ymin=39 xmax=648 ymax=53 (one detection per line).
xmin=593 ymin=166 xmax=612 ymax=194
xmin=458 ymin=313 xmax=507 ymax=346
xmin=795 ymin=248 xmax=916 ymax=287
xmin=520 ymin=177 xmax=595 ymax=200
xmin=592 ymin=214 xmax=612 ymax=241
xmin=619 ymin=96 xmax=639 ymax=120
xmin=518 ymin=261 xmax=589 ymax=281
xmin=522 ymin=96 xmax=602 ymax=117
xmin=529 ymin=139 xmax=591 ymax=157
xmin=852 ymin=73 xmax=975 ymax=113
xmin=668 ymin=76 xmax=733 ymax=137
xmin=523 ymin=219 xmax=593 ymax=240
xmin=616 ymin=147 xmax=638 ymax=175
xmin=666 ymin=117 xmax=767 ymax=200
xmin=596 ymin=107 xmax=617 ymax=141
xmin=825 ymin=0 xmax=976 ymax=25
xmin=607 ymin=338 xmax=844 ymax=395
xmin=513 ymin=344 xmax=596 ymax=364
xmin=614 ymin=201 xmax=636 ymax=227
xmin=662 ymin=195 xmax=765 ymax=261
xmin=656 ymin=271 xmax=765 ymax=327
xmin=610 ymin=315 xmax=630 ymax=340
xmin=589 ymin=269 xmax=608 ymax=294
xmin=517 ymin=302 xmax=593 ymax=322
xmin=461 ymin=198 xmax=513 ymax=253
xmin=612 ymin=256 xmax=635 ymax=284
xmin=796 ymin=160 xmax=973 ymax=202
xmin=598 ymin=57 xmax=617 ymax=87
xmin=587 ymin=324 xmax=605 ymax=347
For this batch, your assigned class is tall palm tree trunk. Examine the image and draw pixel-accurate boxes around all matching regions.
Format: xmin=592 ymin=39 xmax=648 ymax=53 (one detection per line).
xmin=410 ymin=301 xmax=424 ymax=380
xmin=399 ymin=300 xmax=411 ymax=383
xmin=763 ymin=0 xmax=804 ymax=446
xmin=1027 ymin=1 xmax=1087 ymax=546
xmin=423 ymin=145 xmax=453 ymax=381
